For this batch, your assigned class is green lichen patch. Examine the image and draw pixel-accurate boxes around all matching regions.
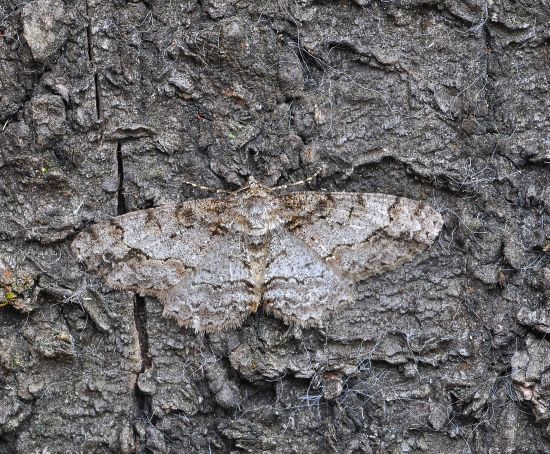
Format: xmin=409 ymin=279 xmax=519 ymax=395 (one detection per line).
xmin=0 ymin=267 xmax=35 ymax=310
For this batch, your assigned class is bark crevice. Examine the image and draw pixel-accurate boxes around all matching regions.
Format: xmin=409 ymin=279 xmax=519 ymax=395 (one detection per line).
xmin=85 ymin=0 xmax=101 ymax=120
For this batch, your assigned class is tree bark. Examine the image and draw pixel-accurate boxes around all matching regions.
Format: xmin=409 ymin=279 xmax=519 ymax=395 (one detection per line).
xmin=1 ymin=0 xmax=549 ymax=452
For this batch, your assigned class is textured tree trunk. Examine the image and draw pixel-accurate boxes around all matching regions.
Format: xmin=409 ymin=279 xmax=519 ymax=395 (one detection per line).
xmin=1 ymin=0 xmax=549 ymax=452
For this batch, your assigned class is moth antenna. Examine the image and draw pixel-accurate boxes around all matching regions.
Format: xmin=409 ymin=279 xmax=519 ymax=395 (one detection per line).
xmin=233 ymin=175 xmax=255 ymax=193
xmin=182 ymin=180 xmax=230 ymax=195
xmin=272 ymin=166 xmax=324 ymax=192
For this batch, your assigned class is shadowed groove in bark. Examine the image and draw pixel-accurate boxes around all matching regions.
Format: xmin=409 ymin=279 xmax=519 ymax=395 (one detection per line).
xmin=93 ymin=75 xmax=101 ymax=120
xmin=134 ymin=295 xmax=153 ymax=419
xmin=116 ymin=141 xmax=126 ymax=216
xmin=85 ymin=1 xmax=93 ymax=62
xmin=116 ymin=141 xmax=154 ymax=428
xmin=85 ymin=0 xmax=101 ymax=120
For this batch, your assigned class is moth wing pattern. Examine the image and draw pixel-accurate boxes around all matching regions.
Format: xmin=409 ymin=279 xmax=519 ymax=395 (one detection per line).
xmin=160 ymin=231 xmax=262 ymax=333
xmin=72 ymin=187 xmax=443 ymax=333
xmin=71 ymin=199 xmax=261 ymax=333
xmin=263 ymin=228 xmax=357 ymax=327
xmin=276 ymin=192 xmax=443 ymax=282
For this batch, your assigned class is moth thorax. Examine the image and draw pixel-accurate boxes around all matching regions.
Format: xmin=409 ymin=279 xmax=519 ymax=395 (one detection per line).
xmin=233 ymin=196 xmax=281 ymax=236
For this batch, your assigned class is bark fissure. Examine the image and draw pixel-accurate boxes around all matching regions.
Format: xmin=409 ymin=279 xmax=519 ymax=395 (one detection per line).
xmin=93 ymin=74 xmax=101 ymax=120
xmin=116 ymin=142 xmax=154 ymax=436
xmin=85 ymin=0 xmax=101 ymax=120
xmin=85 ymin=0 xmax=93 ymax=62
xmin=116 ymin=142 xmax=127 ymax=216
xmin=134 ymin=295 xmax=153 ymax=419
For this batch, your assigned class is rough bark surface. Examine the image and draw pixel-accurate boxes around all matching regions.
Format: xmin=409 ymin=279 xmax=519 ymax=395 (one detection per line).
xmin=0 ymin=0 xmax=549 ymax=453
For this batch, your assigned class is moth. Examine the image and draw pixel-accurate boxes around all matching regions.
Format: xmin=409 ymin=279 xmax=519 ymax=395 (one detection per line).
xmin=72 ymin=178 xmax=443 ymax=333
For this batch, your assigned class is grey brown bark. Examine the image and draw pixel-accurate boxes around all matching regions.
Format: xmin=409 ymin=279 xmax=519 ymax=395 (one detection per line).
xmin=0 ymin=0 xmax=549 ymax=452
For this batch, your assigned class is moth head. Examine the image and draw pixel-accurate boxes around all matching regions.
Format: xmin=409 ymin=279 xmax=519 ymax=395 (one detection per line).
xmin=230 ymin=182 xmax=282 ymax=235
xmin=239 ymin=176 xmax=272 ymax=199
